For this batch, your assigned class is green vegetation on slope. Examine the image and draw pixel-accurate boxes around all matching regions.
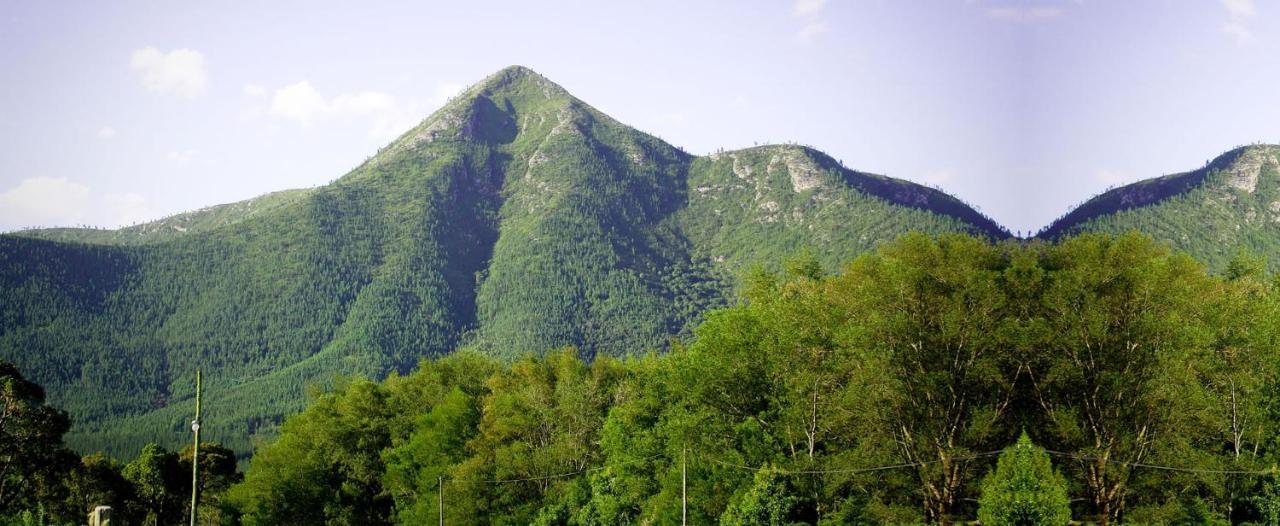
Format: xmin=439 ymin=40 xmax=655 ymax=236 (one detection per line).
xmin=10 ymin=189 xmax=314 ymax=246
xmin=1042 ymin=144 xmax=1280 ymax=271
xmin=5 ymin=232 xmax=1280 ymax=525
xmin=0 ymin=66 xmax=1006 ymax=461
xmin=222 ymin=233 xmax=1280 ymax=525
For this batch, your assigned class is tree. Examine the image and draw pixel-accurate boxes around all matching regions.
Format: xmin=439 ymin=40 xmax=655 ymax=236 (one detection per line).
xmin=228 ymin=378 xmax=394 ymax=526
xmin=122 ymin=444 xmax=183 ymax=526
xmin=831 ymin=234 xmax=1018 ymax=523
xmin=381 ymin=387 xmax=479 ymax=524
xmin=976 ymin=433 xmax=1071 ymax=526
xmin=63 ymin=453 xmax=134 ymax=525
xmin=719 ymin=468 xmax=804 ymax=526
xmin=179 ymin=442 xmax=241 ymax=525
xmin=0 ymin=362 xmax=76 ymax=518
xmin=1032 ymin=233 xmax=1220 ymax=524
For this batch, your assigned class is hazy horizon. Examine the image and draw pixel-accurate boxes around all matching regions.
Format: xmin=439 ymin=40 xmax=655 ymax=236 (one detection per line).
xmin=3 ymin=0 xmax=1278 ymax=234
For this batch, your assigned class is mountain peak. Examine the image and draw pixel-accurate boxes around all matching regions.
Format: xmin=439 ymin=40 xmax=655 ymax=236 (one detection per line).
xmin=371 ymin=65 xmax=577 ymax=159
xmin=1210 ymin=144 xmax=1280 ymax=194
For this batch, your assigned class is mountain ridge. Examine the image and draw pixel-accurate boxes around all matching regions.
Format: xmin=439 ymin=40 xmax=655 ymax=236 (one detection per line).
xmin=1040 ymin=143 xmax=1280 ymax=270
xmin=0 ymin=65 xmax=1011 ymax=460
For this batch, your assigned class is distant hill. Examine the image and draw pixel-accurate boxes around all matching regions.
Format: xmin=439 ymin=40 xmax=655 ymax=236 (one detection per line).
xmin=1040 ymin=144 xmax=1280 ymax=270
xmin=0 ymin=65 xmax=1008 ymax=459
xmin=11 ymin=188 xmax=313 ymax=245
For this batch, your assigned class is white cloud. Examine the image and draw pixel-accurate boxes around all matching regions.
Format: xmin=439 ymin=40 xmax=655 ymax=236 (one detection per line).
xmin=793 ymin=0 xmax=828 ymax=16
xmin=792 ymin=0 xmax=830 ymax=43
xmin=268 ymin=81 xmax=399 ymax=125
xmin=796 ymin=21 xmax=829 ymax=43
xmin=984 ymin=6 xmax=1064 ymax=22
xmin=264 ymin=80 xmax=455 ymax=142
xmin=430 ymin=81 xmax=464 ymax=106
xmin=268 ymin=81 xmax=329 ymax=124
xmin=96 ymin=126 xmax=118 ymax=140
xmin=1222 ymin=0 xmax=1256 ymax=19
xmin=167 ymin=149 xmax=198 ymax=163
xmin=1220 ymin=0 xmax=1257 ymax=44
xmin=130 ymin=47 xmax=208 ymax=98
xmin=0 ymin=177 xmax=91 ymax=228
xmin=101 ymin=192 xmax=155 ymax=226
xmin=242 ymin=83 xmax=266 ymax=97
xmin=0 ymin=177 xmax=161 ymax=230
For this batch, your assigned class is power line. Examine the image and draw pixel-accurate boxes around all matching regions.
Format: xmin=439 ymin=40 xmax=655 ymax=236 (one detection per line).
xmin=473 ymin=453 xmax=670 ymax=486
xmin=1044 ymin=450 xmax=1275 ymax=476
xmin=702 ymin=450 xmax=1004 ymax=475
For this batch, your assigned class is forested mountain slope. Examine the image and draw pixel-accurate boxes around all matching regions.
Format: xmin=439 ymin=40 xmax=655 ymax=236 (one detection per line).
xmin=1041 ymin=144 xmax=1280 ymax=270
xmin=0 ymin=66 xmax=1008 ymax=459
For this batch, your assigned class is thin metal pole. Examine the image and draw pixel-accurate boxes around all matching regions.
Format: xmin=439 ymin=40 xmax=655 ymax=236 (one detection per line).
xmin=682 ymin=447 xmax=687 ymax=526
xmin=189 ymin=369 xmax=202 ymax=526
xmin=438 ymin=476 xmax=444 ymax=526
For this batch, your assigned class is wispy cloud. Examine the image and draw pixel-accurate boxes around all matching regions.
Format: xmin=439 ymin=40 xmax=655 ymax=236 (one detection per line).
xmin=130 ymin=47 xmax=208 ymax=98
xmin=96 ymin=126 xmax=117 ymax=140
xmin=1220 ymin=0 xmax=1257 ymax=44
xmin=429 ymin=81 xmax=464 ymax=106
xmin=793 ymin=0 xmax=828 ymax=17
xmin=263 ymin=80 xmax=455 ymax=142
xmin=792 ymin=0 xmax=830 ymax=43
xmin=984 ymin=6 xmax=1065 ymax=23
xmin=0 ymin=177 xmax=156 ymax=230
xmin=267 ymin=81 xmax=395 ymax=125
xmin=796 ymin=21 xmax=830 ymax=43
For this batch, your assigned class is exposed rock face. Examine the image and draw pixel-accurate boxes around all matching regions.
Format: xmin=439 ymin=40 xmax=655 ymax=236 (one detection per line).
xmin=730 ymin=154 xmax=752 ymax=179
xmin=783 ymin=149 xmax=822 ymax=192
xmin=1225 ymin=146 xmax=1279 ymax=193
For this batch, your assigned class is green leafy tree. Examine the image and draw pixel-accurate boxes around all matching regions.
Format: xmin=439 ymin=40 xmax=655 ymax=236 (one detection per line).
xmin=0 ymin=363 xmax=76 ymax=519
xmin=382 ymin=387 xmax=478 ymax=524
xmin=179 ymin=442 xmax=241 ymax=525
xmin=830 ymin=233 xmax=1017 ymax=523
xmin=228 ymin=378 xmax=393 ymax=526
xmin=63 ymin=453 xmax=134 ymax=525
xmin=1033 ymin=234 xmax=1222 ymax=524
xmin=122 ymin=444 xmax=183 ymax=526
xmin=719 ymin=468 xmax=803 ymax=526
xmin=977 ymin=433 xmax=1071 ymax=526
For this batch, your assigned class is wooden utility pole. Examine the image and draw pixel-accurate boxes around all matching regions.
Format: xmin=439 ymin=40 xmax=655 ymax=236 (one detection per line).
xmin=189 ymin=369 xmax=202 ymax=526
xmin=438 ymin=476 xmax=444 ymax=526
xmin=682 ymin=447 xmax=687 ymax=526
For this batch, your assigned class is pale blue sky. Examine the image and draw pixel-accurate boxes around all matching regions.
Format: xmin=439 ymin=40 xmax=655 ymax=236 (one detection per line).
xmin=1 ymin=0 xmax=1277 ymax=234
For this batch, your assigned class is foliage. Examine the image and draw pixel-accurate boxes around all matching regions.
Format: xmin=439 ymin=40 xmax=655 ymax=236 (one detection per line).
xmin=220 ymin=232 xmax=1280 ymax=525
xmin=0 ymin=66 xmax=1003 ymax=463
xmin=1043 ymin=144 xmax=1280 ymax=273
xmin=719 ymin=468 xmax=805 ymax=526
xmin=976 ymin=433 xmax=1071 ymax=526
xmin=0 ymin=363 xmax=75 ymax=518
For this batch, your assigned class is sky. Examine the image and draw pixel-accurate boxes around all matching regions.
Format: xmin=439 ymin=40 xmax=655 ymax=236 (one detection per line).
xmin=2 ymin=0 xmax=1278 ymax=235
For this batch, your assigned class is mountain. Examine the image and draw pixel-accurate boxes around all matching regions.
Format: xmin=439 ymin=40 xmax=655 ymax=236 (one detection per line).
xmin=0 ymin=65 xmax=1008 ymax=459
xmin=1040 ymin=144 xmax=1280 ymax=270
xmin=11 ymin=189 xmax=314 ymax=246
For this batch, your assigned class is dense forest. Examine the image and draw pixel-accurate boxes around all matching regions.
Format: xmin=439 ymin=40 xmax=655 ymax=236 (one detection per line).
xmin=1041 ymin=144 xmax=1280 ymax=272
xmin=0 ymin=66 xmax=1007 ymax=461
xmin=6 ymin=232 xmax=1280 ymax=525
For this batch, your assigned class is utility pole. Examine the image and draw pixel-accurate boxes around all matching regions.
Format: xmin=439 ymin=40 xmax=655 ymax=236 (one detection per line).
xmin=682 ymin=446 xmax=687 ymax=526
xmin=189 ymin=369 xmax=202 ymax=526
xmin=438 ymin=476 xmax=443 ymax=526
